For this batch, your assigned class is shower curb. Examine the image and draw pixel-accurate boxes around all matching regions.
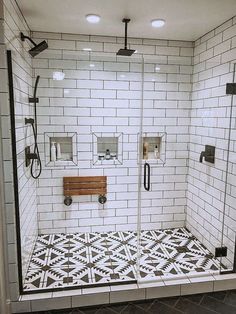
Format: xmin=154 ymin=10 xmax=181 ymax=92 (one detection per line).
xmin=11 ymin=273 xmax=236 ymax=313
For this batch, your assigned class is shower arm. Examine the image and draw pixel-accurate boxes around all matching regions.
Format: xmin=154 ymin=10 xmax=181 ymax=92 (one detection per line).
xmin=20 ymin=32 xmax=37 ymax=47
xmin=122 ymin=18 xmax=130 ymax=50
xmin=124 ymin=19 xmax=128 ymax=50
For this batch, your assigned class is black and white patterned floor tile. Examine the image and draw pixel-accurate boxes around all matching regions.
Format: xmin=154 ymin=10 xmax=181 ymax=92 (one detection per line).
xmin=23 ymin=228 xmax=223 ymax=291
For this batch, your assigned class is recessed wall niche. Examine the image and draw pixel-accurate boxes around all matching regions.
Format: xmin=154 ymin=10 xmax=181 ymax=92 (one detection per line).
xmin=93 ymin=133 xmax=123 ymax=165
xmin=139 ymin=132 xmax=166 ymax=164
xmin=45 ymin=132 xmax=77 ymax=167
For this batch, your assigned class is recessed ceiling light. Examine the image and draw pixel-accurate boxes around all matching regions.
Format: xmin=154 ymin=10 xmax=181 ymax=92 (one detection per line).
xmin=155 ymin=66 xmax=160 ymax=71
xmin=120 ymin=74 xmax=126 ymax=78
xmin=86 ymin=14 xmax=101 ymax=23
xmin=83 ymin=48 xmax=92 ymax=51
xmin=151 ymin=19 xmax=165 ymax=28
xmin=89 ymin=63 xmax=95 ymax=67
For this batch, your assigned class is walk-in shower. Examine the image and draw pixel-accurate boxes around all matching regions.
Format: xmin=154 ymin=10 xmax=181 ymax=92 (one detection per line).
xmin=7 ymin=30 xmax=236 ymax=295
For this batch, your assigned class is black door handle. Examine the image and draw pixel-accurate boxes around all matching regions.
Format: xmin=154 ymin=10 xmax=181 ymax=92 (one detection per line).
xmin=144 ymin=162 xmax=150 ymax=191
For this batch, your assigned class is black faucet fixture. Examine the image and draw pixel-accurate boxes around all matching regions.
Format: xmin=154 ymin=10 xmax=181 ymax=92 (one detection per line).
xmin=199 ymin=145 xmax=215 ymax=164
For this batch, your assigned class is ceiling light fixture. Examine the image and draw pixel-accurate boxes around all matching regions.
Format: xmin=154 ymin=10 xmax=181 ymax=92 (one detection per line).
xmin=86 ymin=14 xmax=101 ymax=23
xmin=83 ymin=48 xmax=92 ymax=51
xmin=151 ymin=19 xmax=165 ymax=28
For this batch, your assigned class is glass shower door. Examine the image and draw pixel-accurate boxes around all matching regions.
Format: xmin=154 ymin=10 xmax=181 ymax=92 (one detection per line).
xmin=136 ymin=54 xmax=221 ymax=282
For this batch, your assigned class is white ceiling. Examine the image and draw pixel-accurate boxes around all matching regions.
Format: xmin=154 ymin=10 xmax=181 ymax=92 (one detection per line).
xmin=16 ymin=0 xmax=236 ymax=41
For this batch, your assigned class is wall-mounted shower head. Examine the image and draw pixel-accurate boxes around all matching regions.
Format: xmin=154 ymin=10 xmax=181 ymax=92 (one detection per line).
xmin=117 ymin=18 xmax=135 ymax=56
xmin=20 ymin=32 xmax=48 ymax=57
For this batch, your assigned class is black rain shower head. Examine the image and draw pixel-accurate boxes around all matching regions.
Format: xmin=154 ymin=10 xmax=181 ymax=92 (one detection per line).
xmin=29 ymin=41 xmax=48 ymax=57
xmin=117 ymin=18 xmax=135 ymax=56
xmin=117 ymin=48 xmax=136 ymax=56
xmin=20 ymin=32 xmax=48 ymax=57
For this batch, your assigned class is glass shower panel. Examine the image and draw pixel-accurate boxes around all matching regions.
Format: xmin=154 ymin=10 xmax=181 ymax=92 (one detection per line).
xmin=71 ymin=51 xmax=144 ymax=285
xmin=220 ymin=63 xmax=236 ymax=273
xmin=20 ymin=50 xmax=145 ymax=292
xmin=34 ymin=50 xmax=144 ymax=289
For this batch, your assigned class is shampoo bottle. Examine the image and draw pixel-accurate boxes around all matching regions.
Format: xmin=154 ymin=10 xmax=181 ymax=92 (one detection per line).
xmin=105 ymin=149 xmax=111 ymax=160
xmin=154 ymin=145 xmax=159 ymax=159
xmin=51 ymin=142 xmax=56 ymax=162
xmin=57 ymin=142 xmax=61 ymax=160
xmin=143 ymin=142 xmax=149 ymax=160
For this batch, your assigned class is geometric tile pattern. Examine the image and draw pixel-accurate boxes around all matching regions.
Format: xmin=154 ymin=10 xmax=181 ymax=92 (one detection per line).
xmin=23 ymin=228 xmax=222 ymax=291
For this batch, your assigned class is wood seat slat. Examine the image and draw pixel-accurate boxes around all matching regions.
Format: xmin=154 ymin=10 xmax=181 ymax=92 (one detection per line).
xmin=63 ymin=176 xmax=107 ymax=196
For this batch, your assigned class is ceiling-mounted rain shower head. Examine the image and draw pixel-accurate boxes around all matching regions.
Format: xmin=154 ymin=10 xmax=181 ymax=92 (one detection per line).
xmin=117 ymin=18 xmax=136 ymax=56
xmin=20 ymin=32 xmax=48 ymax=57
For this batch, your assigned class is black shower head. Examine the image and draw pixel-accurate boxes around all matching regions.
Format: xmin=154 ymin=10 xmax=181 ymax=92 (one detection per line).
xmin=117 ymin=18 xmax=135 ymax=56
xmin=20 ymin=32 xmax=48 ymax=57
xmin=29 ymin=41 xmax=48 ymax=57
xmin=117 ymin=48 xmax=136 ymax=56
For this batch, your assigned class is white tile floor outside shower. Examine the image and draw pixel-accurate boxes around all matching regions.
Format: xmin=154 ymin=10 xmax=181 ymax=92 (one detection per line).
xmin=24 ymin=227 xmax=223 ymax=292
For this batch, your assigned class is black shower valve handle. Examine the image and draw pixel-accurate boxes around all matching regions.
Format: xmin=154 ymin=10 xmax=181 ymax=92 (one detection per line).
xmin=27 ymin=153 xmax=38 ymax=160
xmin=199 ymin=145 xmax=215 ymax=164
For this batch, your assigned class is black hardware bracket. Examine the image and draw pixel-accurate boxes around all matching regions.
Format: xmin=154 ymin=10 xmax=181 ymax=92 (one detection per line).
xmin=64 ymin=196 xmax=72 ymax=206
xmin=25 ymin=117 xmax=34 ymax=125
xmin=29 ymin=97 xmax=39 ymax=103
xmin=226 ymin=83 xmax=236 ymax=95
xmin=215 ymin=246 xmax=227 ymax=258
xmin=98 ymin=195 xmax=107 ymax=204
xmin=25 ymin=146 xmax=38 ymax=167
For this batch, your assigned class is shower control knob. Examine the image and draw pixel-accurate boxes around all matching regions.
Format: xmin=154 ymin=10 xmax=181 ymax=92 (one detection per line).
xmin=98 ymin=195 xmax=107 ymax=204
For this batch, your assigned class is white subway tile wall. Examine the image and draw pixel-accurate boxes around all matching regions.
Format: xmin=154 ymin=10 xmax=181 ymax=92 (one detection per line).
xmin=186 ymin=17 xmax=236 ymax=269
xmin=30 ymin=31 xmax=193 ymax=234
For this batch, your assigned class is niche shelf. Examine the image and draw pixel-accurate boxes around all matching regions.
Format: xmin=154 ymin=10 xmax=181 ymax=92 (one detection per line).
xmin=92 ymin=132 xmax=123 ymax=166
xmin=139 ymin=132 xmax=166 ymax=165
xmin=45 ymin=132 xmax=77 ymax=167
